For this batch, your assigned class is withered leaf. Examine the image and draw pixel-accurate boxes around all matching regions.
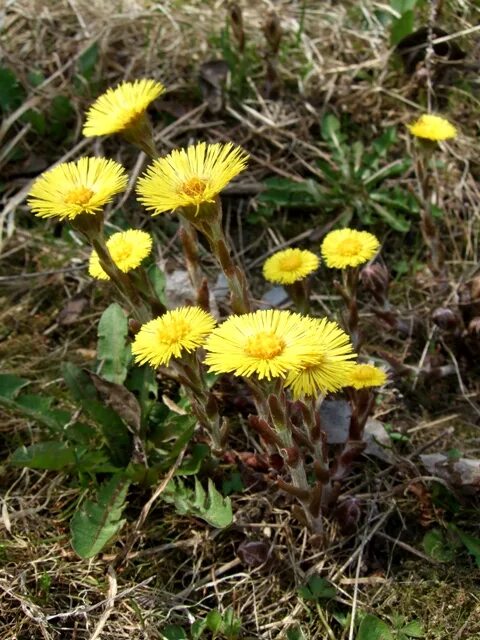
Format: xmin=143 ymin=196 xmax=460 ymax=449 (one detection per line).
xmin=86 ymin=370 xmax=141 ymax=434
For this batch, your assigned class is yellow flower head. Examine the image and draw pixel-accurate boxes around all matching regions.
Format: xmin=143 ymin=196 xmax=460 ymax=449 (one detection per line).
xmin=204 ymin=309 xmax=322 ymax=381
xmin=136 ymin=141 xmax=248 ymax=215
xmin=348 ymin=363 xmax=387 ymax=389
xmin=132 ymin=307 xmax=216 ymax=368
xmin=89 ymin=229 xmax=153 ymax=280
xmin=285 ymin=317 xmax=356 ymax=398
xmin=27 ymin=157 xmax=128 ymax=221
xmin=407 ymin=114 xmax=457 ymax=141
xmin=82 ymin=79 xmax=165 ymax=137
xmin=263 ymin=248 xmax=320 ymax=285
xmin=321 ymin=229 xmax=380 ymax=269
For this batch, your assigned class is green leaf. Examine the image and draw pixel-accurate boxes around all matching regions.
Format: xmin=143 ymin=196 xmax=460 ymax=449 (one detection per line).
xmin=77 ymin=42 xmax=99 ymax=80
xmin=357 ymin=615 xmax=394 ymax=640
xmin=11 ymin=442 xmax=76 ymax=470
xmin=422 ymin=529 xmax=455 ymax=563
xmin=298 ymin=575 xmax=336 ymax=601
xmin=321 ymin=113 xmax=341 ymax=143
xmin=97 ymin=303 xmax=130 ymax=384
xmin=21 ymin=108 xmax=46 ymax=135
xmin=449 ymin=524 xmax=480 ymax=567
xmin=221 ymin=608 xmax=242 ymax=639
xmin=148 ymin=264 xmax=167 ymax=306
xmin=70 ymin=474 xmax=129 ymax=558
xmin=177 ymin=443 xmax=210 ymax=476
xmin=126 ymin=365 xmax=157 ymax=419
xmin=0 ymin=374 xmax=29 ymax=399
xmin=27 ymin=70 xmax=45 ymax=87
xmin=257 ymin=177 xmax=323 ymax=209
xmin=370 ymin=200 xmax=410 ymax=232
xmin=62 ymin=363 xmax=132 ymax=466
xmin=287 ymin=626 xmax=308 ymax=640
xmin=0 ymin=384 xmax=70 ymax=432
xmin=206 ymin=610 xmax=223 ymax=633
xmin=0 ymin=67 xmax=25 ymax=111
xmin=391 ymin=0 xmax=417 ymax=12
xmin=401 ymin=620 xmax=425 ymax=638
xmin=161 ymin=626 xmax=188 ymax=640
xmin=390 ymin=11 xmax=415 ymax=45
xmin=49 ymin=95 xmax=74 ymax=140
xmin=162 ymin=477 xmax=233 ymax=528
xmin=191 ymin=619 xmax=207 ymax=640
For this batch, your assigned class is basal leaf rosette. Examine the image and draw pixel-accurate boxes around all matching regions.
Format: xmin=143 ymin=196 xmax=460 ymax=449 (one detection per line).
xmin=132 ymin=307 xmax=216 ymax=368
xmin=89 ymin=229 xmax=153 ymax=280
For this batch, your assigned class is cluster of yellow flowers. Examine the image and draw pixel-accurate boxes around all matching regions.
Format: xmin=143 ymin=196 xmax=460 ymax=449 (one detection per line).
xmin=130 ymin=305 xmax=385 ymax=397
xmin=28 ymin=78 xmax=459 ymax=404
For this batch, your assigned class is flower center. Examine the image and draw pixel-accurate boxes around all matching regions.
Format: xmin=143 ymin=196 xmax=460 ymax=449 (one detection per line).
xmin=157 ymin=319 xmax=191 ymax=345
xmin=337 ymin=238 xmax=362 ymax=257
xmin=279 ymin=254 xmax=302 ymax=272
xmin=65 ymin=186 xmax=94 ymax=206
xmin=244 ymin=331 xmax=285 ymax=360
xmin=182 ymin=177 xmax=207 ymax=198
xmin=112 ymin=241 xmax=133 ymax=262
xmin=353 ymin=365 xmax=372 ymax=381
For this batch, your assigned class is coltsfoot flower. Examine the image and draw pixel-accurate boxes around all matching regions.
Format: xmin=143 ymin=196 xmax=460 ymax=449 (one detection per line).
xmin=27 ymin=157 xmax=128 ymax=221
xmin=285 ymin=317 xmax=356 ymax=398
xmin=263 ymin=248 xmax=319 ymax=285
xmin=321 ymin=229 xmax=380 ymax=269
xmin=204 ymin=309 xmax=321 ymax=381
xmin=407 ymin=114 xmax=457 ymax=141
xmin=132 ymin=307 xmax=216 ymax=368
xmin=347 ymin=363 xmax=387 ymax=389
xmin=82 ymin=79 xmax=165 ymax=137
xmin=136 ymin=141 xmax=248 ymax=215
xmin=89 ymin=229 xmax=153 ymax=280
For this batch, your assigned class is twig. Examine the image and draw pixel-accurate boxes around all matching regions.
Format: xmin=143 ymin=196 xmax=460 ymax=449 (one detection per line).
xmin=88 ymin=565 xmax=117 ymax=640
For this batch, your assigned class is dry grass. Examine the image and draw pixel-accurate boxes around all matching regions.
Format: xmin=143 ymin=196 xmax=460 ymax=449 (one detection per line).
xmin=2 ymin=1 xmax=480 ymax=638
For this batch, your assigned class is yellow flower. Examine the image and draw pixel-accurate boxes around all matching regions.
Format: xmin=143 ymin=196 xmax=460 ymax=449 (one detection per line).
xmin=136 ymin=141 xmax=248 ymax=215
xmin=407 ymin=114 xmax=457 ymax=141
xmin=27 ymin=157 xmax=128 ymax=221
xmin=285 ymin=317 xmax=356 ymax=398
xmin=132 ymin=307 xmax=216 ymax=368
xmin=263 ymin=248 xmax=319 ymax=285
xmin=204 ymin=309 xmax=321 ymax=381
xmin=82 ymin=79 xmax=165 ymax=137
xmin=321 ymin=229 xmax=380 ymax=269
xmin=89 ymin=229 xmax=153 ymax=280
xmin=348 ymin=363 xmax=387 ymax=389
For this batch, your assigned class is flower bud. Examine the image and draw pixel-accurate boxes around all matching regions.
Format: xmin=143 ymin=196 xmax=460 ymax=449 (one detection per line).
xmin=468 ymin=317 xmax=480 ymax=335
xmin=432 ymin=307 xmax=460 ymax=332
xmin=263 ymin=11 xmax=282 ymax=55
xmin=360 ymin=262 xmax=389 ymax=303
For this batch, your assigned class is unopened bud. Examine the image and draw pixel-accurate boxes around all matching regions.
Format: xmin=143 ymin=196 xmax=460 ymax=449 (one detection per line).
xmin=268 ymin=393 xmax=286 ymax=428
xmin=360 ymin=262 xmax=389 ymax=303
xmin=471 ymin=276 xmax=480 ymax=301
xmin=229 ymin=3 xmax=245 ymax=52
xmin=263 ymin=11 xmax=282 ymax=55
xmin=128 ymin=318 xmax=142 ymax=335
xmin=196 ymin=277 xmax=210 ymax=313
xmin=205 ymin=393 xmax=219 ymax=420
xmin=468 ymin=317 xmax=480 ymax=335
xmin=432 ymin=307 xmax=460 ymax=332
